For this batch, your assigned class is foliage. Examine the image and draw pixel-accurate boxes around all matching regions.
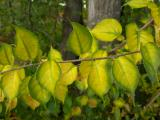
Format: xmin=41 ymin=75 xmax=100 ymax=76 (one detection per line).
xmin=0 ymin=0 xmax=160 ymax=120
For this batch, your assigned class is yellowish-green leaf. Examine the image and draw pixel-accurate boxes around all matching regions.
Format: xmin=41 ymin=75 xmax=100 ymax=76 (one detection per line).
xmin=88 ymin=50 xmax=111 ymax=97
xmin=14 ymin=26 xmax=40 ymax=61
xmin=92 ymin=19 xmax=122 ymax=42
xmin=1 ymin=71 xmax=20 ymax=100
xmin=29 ymin=75 xmax=51 ymax=104
xmin=6 ymin=98 xmax=17 ymax=111
xmin=48 ymin=47 xmax=63 ymax=61
xmin=88 ymin=65 xmax=111 ymax=97
xmin=59 ymin=63 xmax=77 ymax=86
xmin=54 ymin=81 xmax=68 ymax=103
xmin=0 ymin=88 xmax=4 ymax=102
xmin=113 ymin=56 xmax=140 ymax=93
xmin=19 ymin=76 xmax=40 ymax=110
xmin=148 ymin=2 xmax=160 ymax=26
xmin=0 ymin=43 xmax=14 ymax=65
xmin=126 ymin=0 xmax=151 ymax=8
xmin=126 ymin=23 xmax=154 ymax=63
xmin=141 ymin=43 xmax=160 ymax=82
xmin=0 ymin=65 xmax=4 ymax=72
xmin=37 ymin=60 xmax=61 ymax=95
xmin=67 ymin=22 xmax=92 ymax=55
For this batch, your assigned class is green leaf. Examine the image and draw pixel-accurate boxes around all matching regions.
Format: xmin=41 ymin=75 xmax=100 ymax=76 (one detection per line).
xmin=37 ymin=60 xmax=61 ymax=95
xmin=54 ymin=81 xmax=68 ymax=103
xmin=59 ymin=63 xmax=77 ymax=86
xmin=14 ymin=26 xmax=40 ymax=61
xmin=1 ymin=71 xmax=20 ymax=100
xmin=29 ymin=75 xmax=51 ymax=104
xmin=88 ymin=50 xmax=111 ymax=97
xmin=48 ymin=47 xmax=63 ymax=61
xmin=141 ymin=43 xmax=160 ymax=82
xmin=92 ymin=19 xmax=122 ymax=42
xmin=126 ymin=0 xmax=151 ymax=8
xmin=113 ymin=56 xmax=140 ymax=93
xmin=67 ymin=22 xmax=92 ymax=55
xmin=126 ymin=23 xmax=154 ymax=63
xmin=0 ymin=43 xmax=14 ymax=65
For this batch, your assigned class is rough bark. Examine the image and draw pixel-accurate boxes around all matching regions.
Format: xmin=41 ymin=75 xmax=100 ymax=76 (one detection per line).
xmin=88 ymin=0 xmax=121 ymax=28
xmin=61 ymin=0 xmax=83 ymax=59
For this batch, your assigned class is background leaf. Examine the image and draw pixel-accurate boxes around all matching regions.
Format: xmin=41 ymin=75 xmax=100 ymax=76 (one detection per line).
xmin=0 ymin=43 xmax=14 ymax=65
xmin=14 ymin=26 xmax=40 ymax=61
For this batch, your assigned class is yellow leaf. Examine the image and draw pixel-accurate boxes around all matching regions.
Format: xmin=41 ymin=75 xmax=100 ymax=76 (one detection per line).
xmin=92 ymin=19 xmax=122 ymax=42
xmin=59 ymin=63 xmax=77 ymax=86
xmin=67 ymin=22 xmax=92 ymax=55
xmin=113 ymin=56 xmax=140 ymax=93
xmin=1 ymin=71 xmax=20 ymax=100
xmin=126 ymin=0 xmax=151 ymax=8
xmin=0 ymin=43 xmax=14 ymax=65
xmin=37 ymin=60 xmax=61 ymax=95
xmin=54 ymin=81 xmax=68 ymax=103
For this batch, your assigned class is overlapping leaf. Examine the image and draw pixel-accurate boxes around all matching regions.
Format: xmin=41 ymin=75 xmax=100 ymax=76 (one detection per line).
xmin=92 ymin=19 xmax=122 ymax=42
xmin=19 ymin=76 xmax=40 ymax=110
xmin=37 ymin=60 xmax=61 ymax=95
xmin=67 ymin=22 xmax=92 ymax=55
xmin=0 ymin=43 xmax=14 ymax=65
xmin=48 ymin=47 xmax=63 ymax=61
xmin=88 ymin=50 xmax=111 ymax=97
xmin=54 ymin=80 xmax=68 ymax=103
xmin=1 ymin=71 xmax=20 ymax=100
xmin=59 ymin=63 xmax=77 ymax=86
xmin=141 ymin=43 xmax=160 ymax=82
xmin=29 ymin=75 xmax=51 ymax=104
xmin=14 ymin=26 xmax=40 ymax=61
xmin=113 ymin=56 xmax=140 ymax=93
xmin=126 ymin=23 xmax=154 ymax=63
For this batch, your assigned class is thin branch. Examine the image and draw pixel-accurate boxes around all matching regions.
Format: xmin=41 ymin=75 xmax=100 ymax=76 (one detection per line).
xmin=109 ymin=41 xmax=126 ymax=54
xmin=0 ymin=51 xmax=140 ymax=74
xmin=143 ymin=89 xmax=160 ymax=112
xmin=140 ymin=18 xmax=154 ymax=31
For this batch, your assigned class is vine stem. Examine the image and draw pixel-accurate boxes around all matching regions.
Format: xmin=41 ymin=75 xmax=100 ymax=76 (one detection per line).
xmin=143 ymin=89 xmax=160 ymax=112
xmin=0 ymin=50 xmax=140 ymax=74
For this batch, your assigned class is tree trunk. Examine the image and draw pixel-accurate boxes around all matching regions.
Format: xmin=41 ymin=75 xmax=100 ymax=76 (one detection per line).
xmin=61 ymin=0 xmax=83 ymax=59
xmin=88 ymin=0 xmax=121 ymax=28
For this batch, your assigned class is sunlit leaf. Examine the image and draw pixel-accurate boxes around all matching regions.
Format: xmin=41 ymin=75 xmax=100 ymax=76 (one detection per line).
xmin=113 ymin=56 xmax=140 ymax=93
xmin=88 ymin=50 xmax=111 ymax=97
xmin=54 ymin=81 xmax=68 ymax=103
xmin=29 ymin=75 xmax=51 ymax=104
xmin=67 ymin=22 xmax=93 ymax=55
xmin=148 ymin=2 xmax=160 ymax=26
xmin=126 ymin=23 xmax=154 ymax=63
xmin=48 ymin=47 xmax=63 ymax=61
xmin=0 ymin=43 xmax=14 ymax=65
xmin=59 ymin=63 xmax=77 ymax=86
xmin=126 ymin=0 xmax=151 ymax=8
xmin=14 ymin=26 xmax=40 ymax=61
xmin=37 ymin=60 xmax=61 ymax=95
xmin=1 ymin=71 xmax=20 ymax=100
xmin=141 ymin=43 xmax=160 ymax=82
xmin=92 ymin=19 xmax=122 ymax=42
